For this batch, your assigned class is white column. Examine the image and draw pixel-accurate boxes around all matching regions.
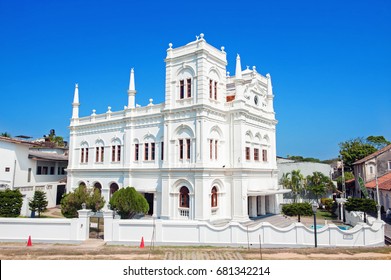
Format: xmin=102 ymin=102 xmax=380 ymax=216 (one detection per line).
xmin=260 ymin=196 xmax=266 ymax=215
xmin=249 ymin=196 xmax=257 ymax=218
xmin=152 ymin=193 xmax=157 ymax=218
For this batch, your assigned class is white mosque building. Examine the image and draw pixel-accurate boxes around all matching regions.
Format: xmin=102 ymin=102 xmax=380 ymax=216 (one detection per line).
xmin=67 ymin=34 xmax=288 ymax=222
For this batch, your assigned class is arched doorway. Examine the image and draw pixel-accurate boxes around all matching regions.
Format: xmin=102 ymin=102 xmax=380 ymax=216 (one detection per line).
xmin=110 ymin=183 xmax=119 ymax=197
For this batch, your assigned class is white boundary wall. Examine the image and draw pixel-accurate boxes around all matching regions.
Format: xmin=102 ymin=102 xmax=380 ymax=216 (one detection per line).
xmin=104 ymin=211 xmax=385 ymax=248
xmin=0 ymin=209 xmax=90 ymax=243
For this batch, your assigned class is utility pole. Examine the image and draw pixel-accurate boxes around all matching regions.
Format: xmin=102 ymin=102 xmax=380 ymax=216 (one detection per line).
xmin=341 ymin=159 xmax=346 ymax=198
xmin=375 ymin=156 xmax=381 ymax=220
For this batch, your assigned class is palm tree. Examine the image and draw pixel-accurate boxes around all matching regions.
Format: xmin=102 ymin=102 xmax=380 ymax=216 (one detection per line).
xmin=280 ymin=170 xmax=305 ymax=203
xmin=1 ymin=132 xmax=11 ymax=138
xmin=306 ymin=172 xmax=335 ymax=204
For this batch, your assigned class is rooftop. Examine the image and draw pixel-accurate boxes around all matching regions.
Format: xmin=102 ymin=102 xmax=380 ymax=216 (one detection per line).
xmin=353 ymin=144 xmax=391 ymax=165
xmin=366 ymin=172 xmax=391 ymax=191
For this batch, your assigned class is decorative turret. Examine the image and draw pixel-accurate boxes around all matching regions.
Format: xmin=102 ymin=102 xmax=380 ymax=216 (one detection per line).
xmin=127 ymin=68 xmax=137 ymax=109
xmin=72 ymin=83 xmax=79 ymax=119
xmin=235 ymin=54 xmax=243 ymax=80
xmin=266 ymin=73 xmax=274 ymax=111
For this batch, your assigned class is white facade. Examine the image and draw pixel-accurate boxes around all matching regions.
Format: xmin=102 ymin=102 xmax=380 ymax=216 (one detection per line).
xmin=0 ymin=137 xmax=68 ymax=216
xmin=67 ymin=34 xmax=288 ymax=222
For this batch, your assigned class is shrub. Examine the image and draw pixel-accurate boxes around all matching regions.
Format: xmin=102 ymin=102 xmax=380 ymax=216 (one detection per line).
xmin=109 ymin=186 xmax=149 ymax=219
xmin=0 ymin=189 xmax=23 ymax=217
xmin=28 ymin=190 xmax=48 ymax=217
xmin=61 ymin=185 xmax=105 ymax=218
xmin=282 ymin=202 xmax=313 ymax=222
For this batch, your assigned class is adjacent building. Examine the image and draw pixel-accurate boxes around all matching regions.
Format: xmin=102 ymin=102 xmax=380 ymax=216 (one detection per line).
xmin=0 ymin=136 xmax=68 ymax=216
xmin=66 ymin=34 xmax=289 ymax=222
xmin=353 ymin=144 xmax=391 ymax=211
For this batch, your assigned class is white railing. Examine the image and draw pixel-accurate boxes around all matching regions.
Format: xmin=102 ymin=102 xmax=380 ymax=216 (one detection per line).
xmin=179 ymin=208 xmax=189 ymax=218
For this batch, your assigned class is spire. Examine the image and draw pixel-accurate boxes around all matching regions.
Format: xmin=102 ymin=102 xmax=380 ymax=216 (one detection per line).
xmin=235 ymin=54 xmax=242 ymax=80
xmin=266 ymin=73 xmax=273 ymax=96
xmin=127 ymin=68 xmax=137 ymax=109
xmin=72 ymin=83 xmax=79 ymax=119
xmin=129 ymin=68 xmax=135 ymax=91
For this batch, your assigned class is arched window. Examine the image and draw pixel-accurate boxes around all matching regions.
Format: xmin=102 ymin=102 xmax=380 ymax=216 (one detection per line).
xmin=179 ymin=186 xmax=189 ymax=208
xmin=110 ymin=183 xmax=119 ymax=197
xmin=94 ymin=182 xmax=102 ymax=194
xmin=211 ymin=186 xmax=218 ymax=207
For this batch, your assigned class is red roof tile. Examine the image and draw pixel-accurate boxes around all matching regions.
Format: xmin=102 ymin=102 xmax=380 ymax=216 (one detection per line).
xmin=366 ymin=172 xmax=391 ymax=191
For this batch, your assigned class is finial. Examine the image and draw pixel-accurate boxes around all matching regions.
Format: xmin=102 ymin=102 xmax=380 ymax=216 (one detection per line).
xmin=75 ymin=83 xmax=78 ymax=88
xmin=91 ymin=109 xmax=96 ymax=116
xmin=226 ymin=71 xmax=230 ymax=77
xmin=107 ymin=106 xmax=112 ymax=113
xmin=246 ymin=66 xmax=250 ymax=70
xmin=266 ymin=73 xmax=271 ymax=79
xmin=129 ymin=68 xmax=135 ymax=91
xmin=221 ymin=46 xmax=225 ymax=52
xmin=235 ymin=54 xmax=242 ymax=80
xmin=196 ymin=35 xmax=199 ymax=41
xmin=200 ymin=33 xmax=204 ymax=39
xmin=252 ymin=66 xmax=257 ymax=72
xmin=149 ymin=98 xmax=153 ymax=106
xmin=168 ymin=43 xmax=173 ymax=49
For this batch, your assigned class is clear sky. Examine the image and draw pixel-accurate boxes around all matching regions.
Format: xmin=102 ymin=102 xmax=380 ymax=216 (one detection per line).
xmin=0 ymin=0 xmax=390 ymax=160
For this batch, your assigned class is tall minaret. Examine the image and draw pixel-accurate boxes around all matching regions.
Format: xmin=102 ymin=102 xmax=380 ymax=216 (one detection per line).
xmin=127 ymin=68 xmax=136 ymax=109
xmin=235 ymin=54 xmax=244 ymax=98
xmin=266 ymin=73 xmax=274 ymax=111
xmin=72 ymin=83 xmax=79 ymax=119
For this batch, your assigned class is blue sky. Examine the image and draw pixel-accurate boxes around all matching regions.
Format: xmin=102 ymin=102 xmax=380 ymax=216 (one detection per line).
xmin=0 ymin=0 xmax=390 ymax=160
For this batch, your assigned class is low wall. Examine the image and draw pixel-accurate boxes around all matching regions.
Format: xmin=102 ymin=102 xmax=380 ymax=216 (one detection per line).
xmin=104 ymin=211 xmax=385 ymax=248
xmin=0 ymin=209 xmax=90 ymax=243
xmin=345 ymin=211 xmax=377 ymax=226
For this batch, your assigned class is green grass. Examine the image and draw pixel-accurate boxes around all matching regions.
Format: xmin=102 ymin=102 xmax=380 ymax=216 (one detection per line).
xmin=316 ymin=210 xmax=337 ymax=220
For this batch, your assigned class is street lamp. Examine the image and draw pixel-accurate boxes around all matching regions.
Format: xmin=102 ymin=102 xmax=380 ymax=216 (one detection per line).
xmin=312 ymin=202 xmax=318 ymax=248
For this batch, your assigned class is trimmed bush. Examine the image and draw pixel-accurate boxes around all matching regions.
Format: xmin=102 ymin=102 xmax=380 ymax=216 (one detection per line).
xmin=282 ymin=202 xmax=313 ymax=222
xmin=0 ymin=189 xmax=23 ymax=217
xmin=109 ymin=186 xmax=149 ymax=219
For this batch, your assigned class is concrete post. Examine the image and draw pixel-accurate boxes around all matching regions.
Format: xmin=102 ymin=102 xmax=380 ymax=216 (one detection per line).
xmin=103 ymin=210 xmax=114 ymax=242
xmin=77 ymin=209 xmax=92 ymax=241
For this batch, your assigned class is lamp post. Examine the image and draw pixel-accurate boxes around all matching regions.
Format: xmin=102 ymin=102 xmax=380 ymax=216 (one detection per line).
xmin=312 ymin=202 xmax=318 ymax=248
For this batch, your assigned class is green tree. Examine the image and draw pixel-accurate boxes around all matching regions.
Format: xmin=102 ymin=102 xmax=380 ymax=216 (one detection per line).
xmin=0 ymin=189 xmax=23 ymax=217
xmin=339 ymin=138 xmax=377 ymax=169
xmin=306 ymin=172 xmax=335 ymax=203
xmin=345 ymin=197 xmax=377 ymax=223
xmin=336 ymin=171 xmax=354 ymax=190
xmin=61 ymin=185 xmax=105 ymax=218
xmin=280 ymin=170 xmax=305 ymax=203
xmin=28 ymin=190 xmax=48 ymax=217
xmin=109 ymin=187 xmax=149 ymax=219
xmin=1 ymin=132 xmax=11 ymax=138
xmin=282 ymin=202 xmax=313 ymax=222
xmin=366 ymin=135 xmax=391 ymax=150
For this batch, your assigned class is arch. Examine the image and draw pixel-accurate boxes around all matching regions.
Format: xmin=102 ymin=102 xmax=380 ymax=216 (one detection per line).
xmin=245 ymin=130 xmax=253 ymax=142
xmin=209 ymin=125 xmax=223 ymax=139
xmin=133 ymin=138 xmax=140 ymax=144
xmin=179 ymin=186 xmax=190 ymax=208
xmin=255 ymin=132 xmax=262 ymax=144
xmin=93 ymin=182 xmax=102 ymax=194
xmin=173 ymin=124 xmax=195 ymax=139
xmin=208 ymin=67 xmax=222 ymax=81
xmin=263 ymin=134 xmax=270 ymax=144
xmin=143 ymin=132 xmax=156 ymax=142
xmin=95 ymin=139 xmax=105 ymax=146
xmin=77 ymin=181 xmax=87 ymax=188
xmin=109 ymin=182 xmax=119 ymax=197
xmin=172 ymin=179 xmax=194 ymax=193
xmin=111 ymin=136 xmax=122 ymax=145
xmin=176 ymin=65 xmax=195 ymax=78
xmin=80 ymin=140 xmax=89 ymax=148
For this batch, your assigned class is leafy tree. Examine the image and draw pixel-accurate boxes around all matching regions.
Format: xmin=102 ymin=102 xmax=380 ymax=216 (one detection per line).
xmin=61 ymin=185 xmax=105 ymax=218
xmin=280 ymin=170 xmax=305 ymax=203
xmin=345 ymin=197 xmax=377 ymax=223
xmin=0 ymin=189 xmax=23 ymax=217
xmin=1 ymin=132 xmax=11 ymax=138
xmin=366 ymin=135 xmax=391 ymax=150
xmin=109 ymin=187 xmax=149 ymax=219
xmin=282 ymin=202 xmax=313 ymax=222
xmin=28 ymin=190 xmax=48 ymax=217
xmin=306 ymin=172 xmax=335 ymax=203
xmin=336 ymin=171 xmax=354 ymax=189
xmin=339 ymin=138 xmax=377 ymax=169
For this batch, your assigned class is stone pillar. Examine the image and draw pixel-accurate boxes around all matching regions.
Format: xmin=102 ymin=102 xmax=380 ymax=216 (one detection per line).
xmin=103 ymin=210 xmax=114 ymax=242
xmin=101 ymin=189 xmax=110 ymax=209
xmin=77 ymin=209 xmax=92 ymax=241
xmin=152 ymin=193 xmax=157 ymax=218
